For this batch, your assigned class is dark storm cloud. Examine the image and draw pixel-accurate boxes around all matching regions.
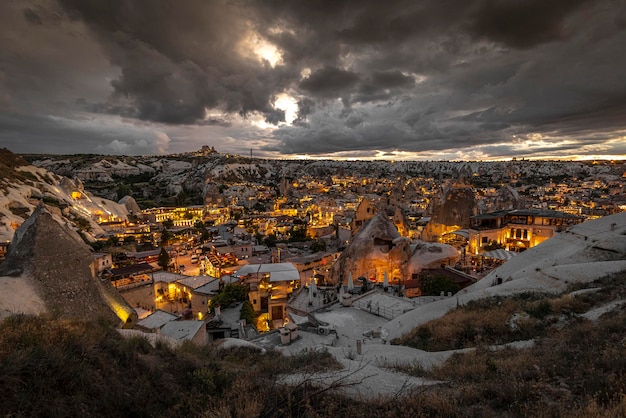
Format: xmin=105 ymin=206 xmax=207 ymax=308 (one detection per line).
xmin=467 ymin=0 xmax=595 ymax=49
xmin=272 ymin=0 xmax=626 ymax=157
xmin=353 ymin=71 xmax=416 ymax=104
xmin=58 ymin=0 xmax=298 ymax=125
xmin=22 ymin=8 xmax=43 ymax=26
xmin=1 ymin=0 xmax=625 ymax=158
xmin=0 ymin=111 xmax=170 ymax=155
xmin=293 ymin=98 xmax=316 ymax=126
xmin=299 ymin=67 xmax=360 ymax=97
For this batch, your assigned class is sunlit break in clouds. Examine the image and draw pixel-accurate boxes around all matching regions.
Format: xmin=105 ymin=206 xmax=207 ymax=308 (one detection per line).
xmin=1 ymin=0 xmax=626 ymax=160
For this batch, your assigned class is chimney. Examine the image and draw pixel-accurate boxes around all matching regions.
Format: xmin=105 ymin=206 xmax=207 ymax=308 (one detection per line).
xmin=214 ymin=304 xmax=221 ymax=319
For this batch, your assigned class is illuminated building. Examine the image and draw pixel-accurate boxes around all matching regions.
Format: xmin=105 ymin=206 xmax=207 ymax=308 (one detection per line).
xmin=235 ymin=263 xmax=300 ymax=330
xmin=467 ymin=209 xmax=584 ymax=254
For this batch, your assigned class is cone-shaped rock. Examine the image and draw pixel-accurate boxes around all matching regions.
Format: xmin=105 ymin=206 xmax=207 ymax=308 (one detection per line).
xmin=330 ymin=212 xmax=410 ymax=283
xmin=0 ymin=204 xmax=136 ymax=325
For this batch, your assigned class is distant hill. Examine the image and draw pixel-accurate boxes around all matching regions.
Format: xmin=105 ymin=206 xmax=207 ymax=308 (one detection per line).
xmin=20 ymin=148 xmax=626 ymax=208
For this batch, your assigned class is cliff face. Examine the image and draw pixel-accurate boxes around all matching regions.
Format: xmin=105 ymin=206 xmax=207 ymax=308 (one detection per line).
xmin=422 ymin=185 xmax=477 ymax=241
xmin=330 ymin=213 xmax=409 ymax=283
xmin=0 ymin=205 xmax=136 ymax=326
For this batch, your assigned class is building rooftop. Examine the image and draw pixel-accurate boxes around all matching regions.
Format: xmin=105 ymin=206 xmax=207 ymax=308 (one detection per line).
xmin=160 ymin=320 xmax=205 ymax=342
xmin=136 ymin=310 xmax=179 ymax=331
xmin=109 ymin=262 xmax=154 ymax=278
xmin=235 ymin=262 xmax=300 ymax=282
xmin=152 ymin=271 xmax=187 ymax=283
xmin=472 ymin=209 xmax=583 ymax=220
xmin=177 ymin=275 xmax=217 ymax=290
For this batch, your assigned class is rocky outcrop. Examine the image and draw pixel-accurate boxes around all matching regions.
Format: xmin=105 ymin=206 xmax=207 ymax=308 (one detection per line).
xmin=119 ymin=195 xmax=142 ymax=215
xmin=0 ymin=205 xmax=137 ymax=326
xmin=330 ymin=213 xmax=409 ymax=283
xmin=422 ymin=184 xmax=477 ymax=241
xmin=0 ymin=149 xmax=130 ymax=243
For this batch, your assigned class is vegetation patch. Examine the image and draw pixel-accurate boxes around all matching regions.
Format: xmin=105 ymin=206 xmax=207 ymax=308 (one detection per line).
xmin=393 ymin=295 xmax=549 ymax=350
xmin=426 ymin=306 xmax=626 ymax=417
xmin=393 ymin=274 xmax=621 ymax=352
xmin=1 ymin=273 xmax=624 ymax=417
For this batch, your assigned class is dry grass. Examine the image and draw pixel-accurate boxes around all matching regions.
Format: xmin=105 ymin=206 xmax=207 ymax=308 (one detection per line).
xmin=395 ymin=272 xmax=626 ymax=352
xmin=1 ymin=272 xmax=624 ymax=417
xmin=423 ymin=305 xmax=626 ymax=417
xmin=393 ymin=295 xmax=548 ymax=351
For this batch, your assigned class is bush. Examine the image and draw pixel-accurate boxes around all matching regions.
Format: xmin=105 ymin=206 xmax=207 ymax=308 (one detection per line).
xmin=421 ymin=274 xmax=460 ymax=296
xmin=240 ymin=300 xmax=256 ymax=326
xmin=211 ymin=283 xmax=249 ymax=311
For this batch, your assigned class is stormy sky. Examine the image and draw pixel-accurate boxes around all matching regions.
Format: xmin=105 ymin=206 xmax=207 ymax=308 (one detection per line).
xmin=1 ymin=0 xmax=626 ymax=160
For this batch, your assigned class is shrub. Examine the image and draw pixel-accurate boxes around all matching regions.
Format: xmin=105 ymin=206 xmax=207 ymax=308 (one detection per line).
xmin=421 ymin=274 xmax=460 ymax=296
xmin=240 ymin=300 xmax=256 ymax=325
xmin=212 ymin=283 xmax=249 ymax=311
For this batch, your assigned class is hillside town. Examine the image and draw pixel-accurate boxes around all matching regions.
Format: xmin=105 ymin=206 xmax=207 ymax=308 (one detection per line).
xmin=0 ymin=146 xmax=626 ymax=410
xmin=3 ymin=0 xmax=626 ymax=413
xmin=0 ymin=148 xmax=624 ymax=348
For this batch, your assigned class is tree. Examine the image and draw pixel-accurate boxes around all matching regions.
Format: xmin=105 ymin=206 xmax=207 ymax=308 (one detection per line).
xmin=240 ymin=300 xmax=256 ymax=326
xmin=89 ymin=241 xmax=104 ymax=252
xmin=160 ymin=227 xmax=172 ymax=246
xmin=194 ymin=220 xmax=211 ymax=242
xmin=289 ymin=225 xmax=308 ymax=242
xmin=310 ymin=240 xmax=326 ymax=253
xmin=162 ymin=219 xmax=174 ymax=229
xmin=483 ymin=240 xmax=505 ymax=251
xmin=175 ymin=190 xmax=187 ymax=206
xmin=116 ymin=184 xmax=131 ymax=201
xmin=252 ymin=202 xmax=266 ymax=212
xmin=211 ymin=284 xmax=249 ymax=311
xmin=264 ymin=233 xmax=277 ymax=247
xmin=157 ymin=247 xmax=171 ymax=271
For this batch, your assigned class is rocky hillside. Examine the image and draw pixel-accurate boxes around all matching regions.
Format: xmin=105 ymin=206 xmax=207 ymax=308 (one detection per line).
xmin=22 ymin=148 xmax=626 ymax=208
xmin=0 ymin=148 xmax=135 ymax=243
xmin=383 ymin=211 xmax=626 ymax=340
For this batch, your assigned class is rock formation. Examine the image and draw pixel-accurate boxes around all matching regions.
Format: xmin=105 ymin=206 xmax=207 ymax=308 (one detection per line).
xmin=119 ymin=195 xmax=142 ymax=215
xmin=422 ymin=182 xmax=477 ymax=241
xmin=0 ymin=204 xmax=137 ymax=326
xmin=331 ymin=212 xmax=409 ymax=284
